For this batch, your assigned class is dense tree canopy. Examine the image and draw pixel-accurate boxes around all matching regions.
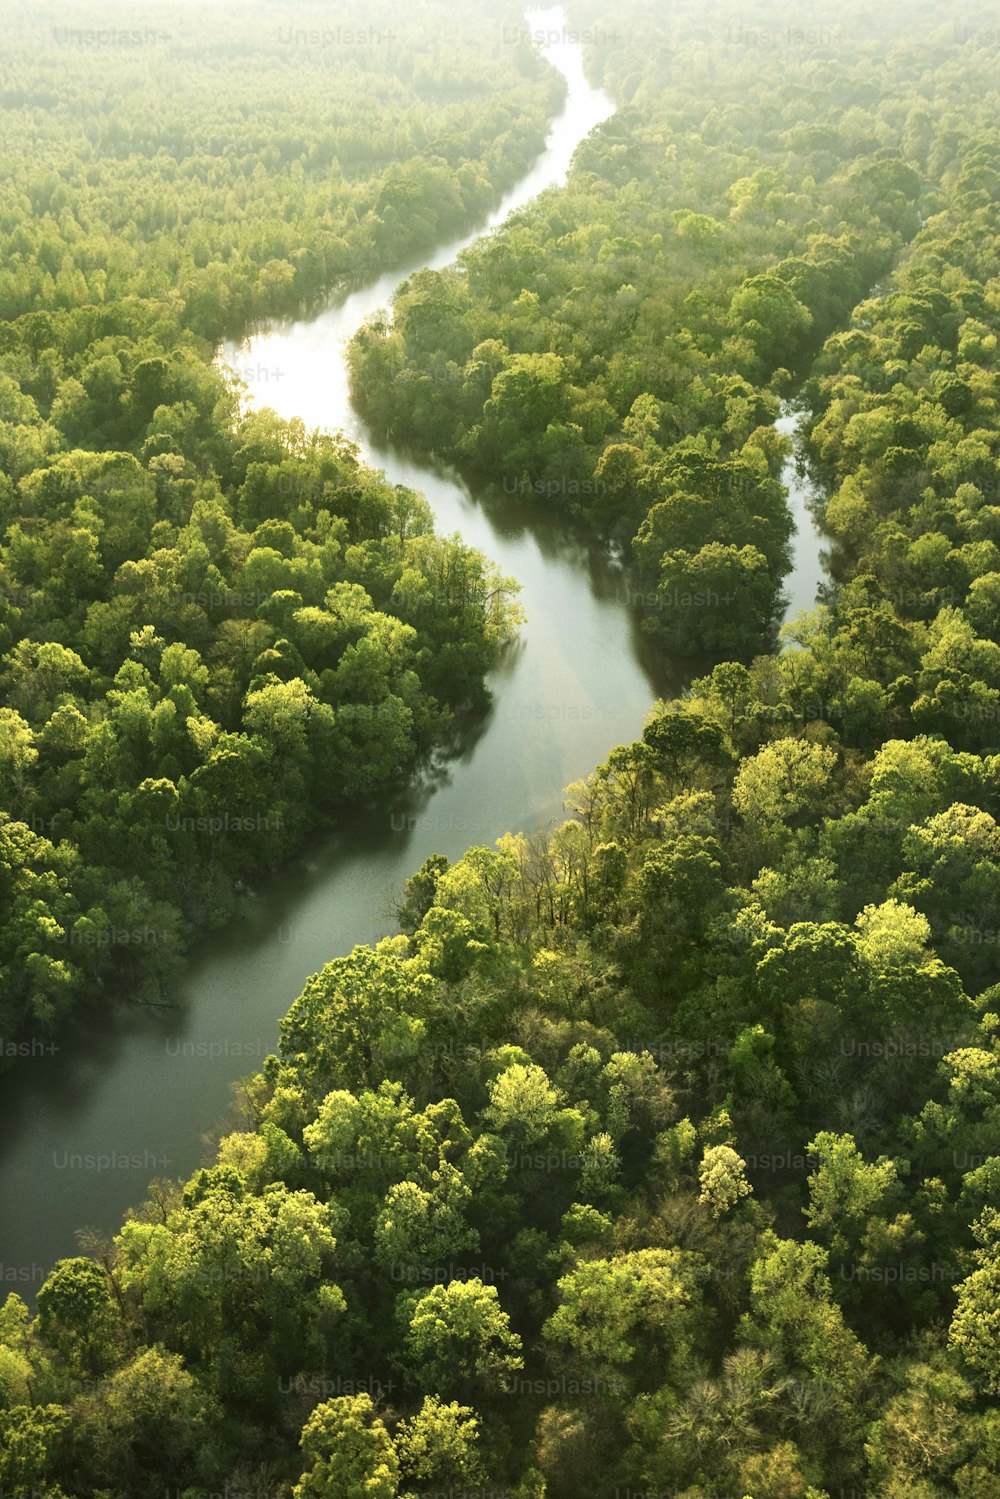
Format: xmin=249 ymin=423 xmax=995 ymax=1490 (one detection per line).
xmin=0 ymin=0 xmax=534 ymax=1047
xmin=349 ymin=0 xmax=1000 ymax=668
xmin=5 ymin=0 xmax=1000 ymax=1494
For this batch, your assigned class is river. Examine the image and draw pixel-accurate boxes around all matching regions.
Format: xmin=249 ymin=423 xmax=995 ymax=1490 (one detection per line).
xmin=0 ymin=7 xmax=826 ymax=1292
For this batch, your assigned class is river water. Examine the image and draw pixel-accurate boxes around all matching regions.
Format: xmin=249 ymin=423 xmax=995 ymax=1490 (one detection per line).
xmin=0 ymin=8 xmax=825 ymax=1291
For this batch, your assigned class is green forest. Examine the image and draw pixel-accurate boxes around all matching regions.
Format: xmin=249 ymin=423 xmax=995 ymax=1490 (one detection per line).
xmin=0 ymin=0 xmax=539 ymax=1040
xmin=3 ymin=0 xmax=1000 ymax=1495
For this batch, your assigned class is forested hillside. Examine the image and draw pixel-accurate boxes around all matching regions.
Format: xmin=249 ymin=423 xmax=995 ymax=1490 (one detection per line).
xmin=4 ymin=0 xmax=1000 ymax=1496
xmin=0 ymin=0 xmax=545 ymax=1046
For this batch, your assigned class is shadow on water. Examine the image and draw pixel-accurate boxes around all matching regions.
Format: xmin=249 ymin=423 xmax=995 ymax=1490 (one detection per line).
xmin=0 ymin=5 xmax=822 ymax=1291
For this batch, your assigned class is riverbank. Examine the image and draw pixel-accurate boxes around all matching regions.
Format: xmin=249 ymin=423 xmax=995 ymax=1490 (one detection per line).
xmin=0 ymin=6 xmax=679 ymax=1292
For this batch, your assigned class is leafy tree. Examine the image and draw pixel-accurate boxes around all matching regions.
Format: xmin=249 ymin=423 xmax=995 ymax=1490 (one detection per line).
xmin=399 ymin=1279 xmax=523 ymax=1398
xmin=293 ymin=1394 xmax=399 ymax=1499
xmin=35 ymin=1257 xmax=120 ymax=1374
xmin=950 ymin=1209 xmax=1000 ymax=1393
xmin=543 ymin=1249 xmax=703 ymax=1393
xmin=395 ymin=1396 xmax=484 ymax=1491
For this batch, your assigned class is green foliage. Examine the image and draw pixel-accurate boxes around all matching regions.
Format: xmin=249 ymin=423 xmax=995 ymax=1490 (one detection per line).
xmin=35 ymin=1258 xmax=120 ymax=1374
xmin=293 ymin=1394 xmax=399 ymax=1499
xmin=0 ymin=0 xmax=533 ymax=1050
xmin=395 ymin=1396 xmax=484 ymax=1491
xmin=9 ymin=0 xmax=1000 ymax=1495
xmin=399 ymin=1278 xmax=523 ymax=1398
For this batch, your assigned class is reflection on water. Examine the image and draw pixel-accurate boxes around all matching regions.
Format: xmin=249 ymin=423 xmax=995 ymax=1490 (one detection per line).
xmin=778 ymin=404 xmax=833 ymax=628
xmin=0 ymin=7 xmax=672 ymax=1289
xmin=0 ymin=10 xmax=828 ymax=1291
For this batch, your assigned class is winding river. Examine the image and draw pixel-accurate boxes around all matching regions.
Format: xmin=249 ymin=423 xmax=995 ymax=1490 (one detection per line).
xmin=0 ymin=8 xmax=826 ymax=1290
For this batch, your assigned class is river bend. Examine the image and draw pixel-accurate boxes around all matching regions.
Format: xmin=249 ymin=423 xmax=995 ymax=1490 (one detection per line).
xmin=0 ymin=7 xmax=825 ymax=1288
